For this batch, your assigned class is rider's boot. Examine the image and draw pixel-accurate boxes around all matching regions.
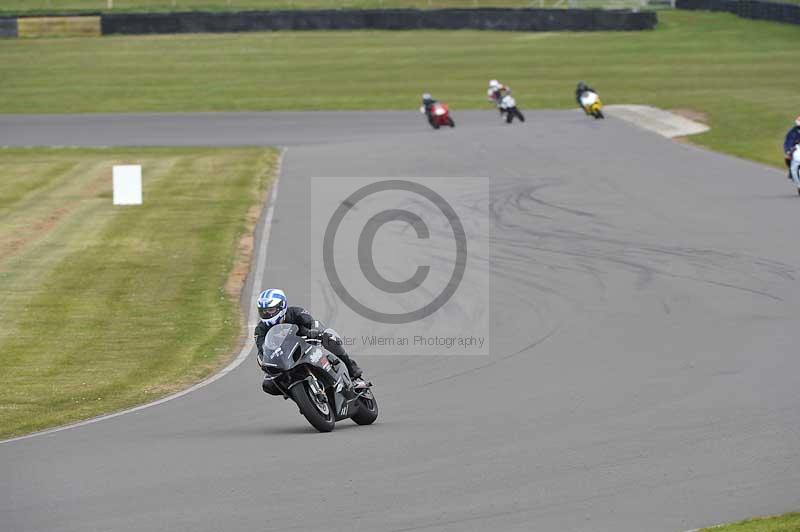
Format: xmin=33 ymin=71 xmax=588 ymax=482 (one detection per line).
xmin=345 ymin=358 xmax=363 ymax=379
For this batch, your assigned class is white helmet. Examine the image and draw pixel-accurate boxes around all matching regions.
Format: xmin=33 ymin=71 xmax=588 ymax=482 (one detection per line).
xmin=489 ymin=79 xmax=500 ymax=89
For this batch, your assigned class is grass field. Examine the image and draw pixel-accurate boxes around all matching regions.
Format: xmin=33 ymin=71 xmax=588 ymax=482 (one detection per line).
xmin=700 ymin=513 xmax=800 ymax=531
xmin=1 ymin=1 xmax=594 ymax=16
xmin=0 ymin=147 xmax=276 ymax=439
xmin=1 ymin=11 xmax=797 ymax=167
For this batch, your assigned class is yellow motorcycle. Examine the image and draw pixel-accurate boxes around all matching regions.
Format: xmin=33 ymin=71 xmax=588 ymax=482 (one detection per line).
xmin=579 ymin=90 xmax=604 ymax=119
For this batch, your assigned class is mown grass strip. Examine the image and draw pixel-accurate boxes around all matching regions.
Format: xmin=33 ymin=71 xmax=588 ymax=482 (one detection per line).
xmin=0 ymin=147 xmax=276 ymax=439
xmin=699 ymin=512 xmax=800 ymax=531
xmin=1 ymin=11 xmax=798 ymax=167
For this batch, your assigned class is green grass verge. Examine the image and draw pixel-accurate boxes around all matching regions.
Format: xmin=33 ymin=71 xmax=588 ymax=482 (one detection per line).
xmin=2 ymin=1 xmax=591 ymax=17
xmin=0 ymin=147 xmax=277 ymax=439
xmin=0 ymin=11 xmax=798 ymax=167
xmin=700 ymin=513 xmax=800 ymax=531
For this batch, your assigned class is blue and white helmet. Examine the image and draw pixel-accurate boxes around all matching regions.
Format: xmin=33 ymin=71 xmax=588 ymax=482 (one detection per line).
xmin=257 ymin=288 xmax=287 ymax=326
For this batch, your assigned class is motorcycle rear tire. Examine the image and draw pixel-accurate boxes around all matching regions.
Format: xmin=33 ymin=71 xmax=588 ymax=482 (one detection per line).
xmin=290 ymin=381 xmax=335 ymax=433
xmin=351 ymin=390 xmax=379 ymax=426
xmin=448 ymin=118 xmax=455 ymax=128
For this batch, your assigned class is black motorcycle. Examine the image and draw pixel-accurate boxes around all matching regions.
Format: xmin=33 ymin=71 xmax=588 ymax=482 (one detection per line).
xmin=258 ymin=323 xmax=378 ymax=432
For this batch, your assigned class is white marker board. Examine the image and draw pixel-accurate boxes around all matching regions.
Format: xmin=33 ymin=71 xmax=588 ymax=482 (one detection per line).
xmin=113 ymin=165 xmax=142 ymax=205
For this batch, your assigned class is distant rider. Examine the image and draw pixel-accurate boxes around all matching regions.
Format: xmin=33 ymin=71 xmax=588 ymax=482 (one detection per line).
xmin=487 ymin=79 xmax=510 ymax=113
xmin=254 ymin=289 xmax=363 ymax=383
xmin=783 ymin=116 xmax=800 ymax=179
xmin=420 ymin=93 xmax=438 ymax=124
xmin=575 ymin=81 xmax=596 ymax=112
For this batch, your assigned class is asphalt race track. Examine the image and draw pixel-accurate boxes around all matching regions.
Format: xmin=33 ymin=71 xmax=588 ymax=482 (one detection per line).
xmin=1 ymin=111 xmax=799 ymax=532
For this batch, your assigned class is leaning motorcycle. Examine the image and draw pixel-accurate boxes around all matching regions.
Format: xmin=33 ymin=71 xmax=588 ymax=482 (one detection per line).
xmin=421 ymin=102 xmax=455 ymax=129
xmin=579 ymin=90 xmax=604 ymax=119
xmin=499 ymin=93 xmax=525 ymax=124
xmin=258 ymin=323 xmax=378 ymax=432
xmin=790 ymin=144 xmax=800 ymax=196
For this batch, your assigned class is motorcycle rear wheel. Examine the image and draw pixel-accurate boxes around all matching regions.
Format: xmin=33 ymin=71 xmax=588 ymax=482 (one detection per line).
xmin=290 ymin=381 xmax=335 ymax=432
xmin=351 ymin=389 xmax=379 ymax=426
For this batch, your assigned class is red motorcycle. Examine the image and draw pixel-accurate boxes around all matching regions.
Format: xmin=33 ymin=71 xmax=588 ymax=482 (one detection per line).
xmin=420 ymin=102 xmax=455 ymax=129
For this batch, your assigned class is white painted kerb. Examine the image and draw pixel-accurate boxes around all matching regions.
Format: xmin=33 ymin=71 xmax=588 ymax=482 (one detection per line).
xmin=604 ymin=105 xmax=710 ymax=138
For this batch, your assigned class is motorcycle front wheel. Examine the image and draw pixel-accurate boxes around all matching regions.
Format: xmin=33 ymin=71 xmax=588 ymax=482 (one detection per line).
xmin=351 ymin=389 xmax=379 ymax=426
xmin=290 ymin=381 xmax=335 ymax=432
xmin=515 ymin=109 xmax=526 ymax=122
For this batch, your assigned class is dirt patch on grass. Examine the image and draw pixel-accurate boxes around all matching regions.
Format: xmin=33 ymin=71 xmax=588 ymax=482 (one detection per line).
xmin=0 ymin=170 xmax=108 ymax=266
xmin=225 ymin=202 xmax=260 ymax=303
xmin=224 ymin=152 xmax=279 ymax=307
xmin=3 ymin=206 xmax=70 ymax=258
xmin=221 ymin=154 xmax=278 ymax=361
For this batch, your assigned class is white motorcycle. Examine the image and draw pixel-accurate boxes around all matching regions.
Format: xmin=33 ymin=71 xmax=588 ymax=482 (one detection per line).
xmin=579 ymin=90 xmax=604 ymax=119
xmin=498 ymin=93 xmax=525 ymax=124
xmin=790 ymin=144 xmax=800 ymax=196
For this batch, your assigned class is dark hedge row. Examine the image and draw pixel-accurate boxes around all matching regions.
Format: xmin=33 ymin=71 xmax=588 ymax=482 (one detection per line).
xmin=0 ymin=17 xmax=17 ymax=38
xmin=677 ymin=0 xmax=800 ymax=24
xmin=100 ymin=8 xmax=657 ymax=35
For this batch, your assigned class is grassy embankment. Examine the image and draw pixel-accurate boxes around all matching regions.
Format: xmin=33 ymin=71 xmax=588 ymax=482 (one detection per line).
xmin=0 ymin=148 xmax=276 ymax=439
xmin=1 ymin=11 xmax=797 ymax=166
xmin=699 ymin=513 xmax=800 ymax=532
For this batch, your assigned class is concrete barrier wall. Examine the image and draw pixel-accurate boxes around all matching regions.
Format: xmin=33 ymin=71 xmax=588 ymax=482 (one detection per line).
xmin=101 ymin=8 xmax=657 ymax=35
xmin=0 ymin=18 xmax=18 ymax=39
xmin=676 ymin=0 xmax=800 ymax=24
xmin=17 ymin=16 xmax=101 ymax=38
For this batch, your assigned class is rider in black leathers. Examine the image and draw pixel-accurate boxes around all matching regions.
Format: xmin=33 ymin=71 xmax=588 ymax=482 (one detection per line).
xmin=421 ymin=93 xmax=439 ymax=126
xmin=254 ymin=291 xmax=362 ymax=383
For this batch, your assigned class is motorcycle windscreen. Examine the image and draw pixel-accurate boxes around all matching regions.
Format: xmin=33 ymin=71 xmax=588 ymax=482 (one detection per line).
xmin=264 ymin=323 xmax=295 ymax=348
xmin=261 ymin=323 xmax=300 ymax=370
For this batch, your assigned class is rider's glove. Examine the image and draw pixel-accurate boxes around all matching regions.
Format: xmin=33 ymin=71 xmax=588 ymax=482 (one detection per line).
xmin=322 ymin=328 xmax=342 ymax=344
xmin=306 ymin=328 xmax=321 ymax=339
